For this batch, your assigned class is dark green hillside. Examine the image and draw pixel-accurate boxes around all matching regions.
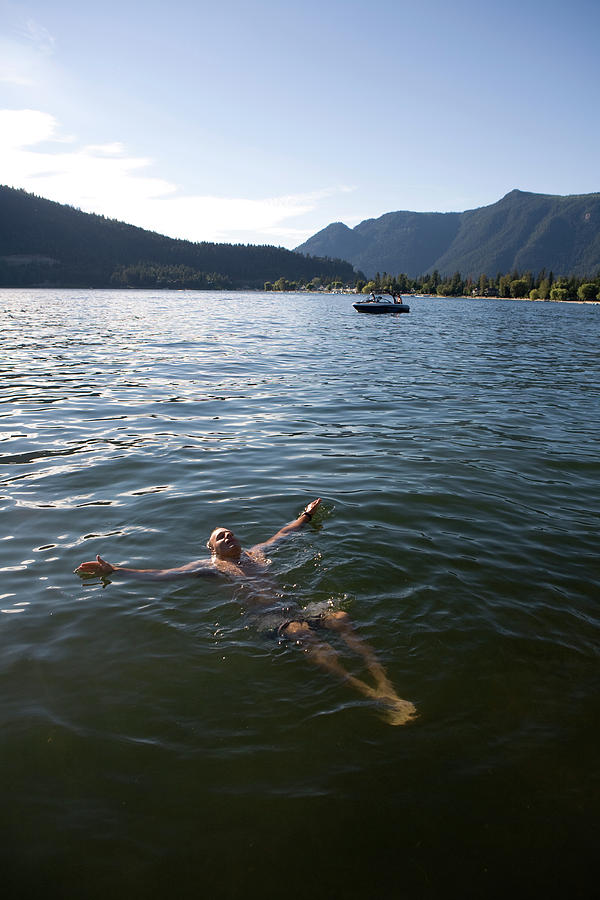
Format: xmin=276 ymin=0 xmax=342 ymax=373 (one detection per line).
xmin=299 ymin=221 xmax=365 ymax=264
xmin=433 ymin=190 xmax=600 ymax=277
xmin=352 ymin=210 xmax=461 ymax=276
xmin=0 ymin=186 xmax=356 ymax=288
xmin=296 ymin=189 xmax=600 ymax=279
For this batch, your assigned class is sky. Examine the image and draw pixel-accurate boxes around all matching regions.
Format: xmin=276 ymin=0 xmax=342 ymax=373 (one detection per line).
xmin=1 ymin=0 xmax=599 ymax=248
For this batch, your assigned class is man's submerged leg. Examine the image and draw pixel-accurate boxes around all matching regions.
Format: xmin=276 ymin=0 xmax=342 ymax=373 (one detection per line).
xmin=320 ymin=610 xmax=417 ymax=725
xmin=281 ymin=617 xmax=417 ymax=726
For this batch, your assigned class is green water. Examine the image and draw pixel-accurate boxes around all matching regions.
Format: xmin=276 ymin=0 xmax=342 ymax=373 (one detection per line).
xmin=1 ymin=289 xmax=598 ymax=899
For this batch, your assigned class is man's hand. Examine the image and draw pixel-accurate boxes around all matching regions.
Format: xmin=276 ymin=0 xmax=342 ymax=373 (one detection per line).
xmin=304 ymin=498 xmax=322 ymax=516
xmin=74 ymin=554 xmax=115 ymax=577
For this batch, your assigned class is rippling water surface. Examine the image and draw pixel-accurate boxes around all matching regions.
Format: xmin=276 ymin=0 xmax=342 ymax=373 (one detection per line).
xmin=1 ymin=289 xmax=598 ymax=898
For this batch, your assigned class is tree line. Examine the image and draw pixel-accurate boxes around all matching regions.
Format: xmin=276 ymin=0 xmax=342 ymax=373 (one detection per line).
xmin=110 ymin=263 xmax=232 ymax=290
xmin=355 ymin=269 xmax=600 ymax=301
xmin=264 ymin=276 xmax=348 ymax=292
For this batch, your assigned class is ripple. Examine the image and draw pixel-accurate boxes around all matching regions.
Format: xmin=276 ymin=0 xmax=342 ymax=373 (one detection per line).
xmin=1 ymin=288 xmax=598 ymax=896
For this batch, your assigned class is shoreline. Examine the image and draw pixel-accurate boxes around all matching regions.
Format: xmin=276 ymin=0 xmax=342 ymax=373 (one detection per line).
xmin=409 ymin=293 xmax=600 ymax=305
xmin=0 ymin=285 xmax=598 ymax=305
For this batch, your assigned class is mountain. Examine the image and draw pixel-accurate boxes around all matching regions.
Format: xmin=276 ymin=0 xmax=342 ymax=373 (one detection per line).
xmin=295 ymin=190 xmax=600 ymax=279
xmin=0 ymin=185 xmax=356 ymax=288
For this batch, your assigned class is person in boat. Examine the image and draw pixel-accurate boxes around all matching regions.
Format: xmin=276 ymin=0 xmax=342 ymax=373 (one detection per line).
xmin=75 ymin=498 xmax=416 ymax=726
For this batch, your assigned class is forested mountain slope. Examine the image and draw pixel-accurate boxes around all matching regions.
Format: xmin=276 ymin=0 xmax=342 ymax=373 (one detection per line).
xmin=0 ymin=186 xmax=356 ymax=288
xmin=296 ymin=190 xmax=600 ymax=278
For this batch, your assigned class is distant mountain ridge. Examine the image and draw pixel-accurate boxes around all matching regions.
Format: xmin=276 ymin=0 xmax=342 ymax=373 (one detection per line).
xmin=295 ymin=190 xmax=600 ymax=278
xmin=0 ymin=185 xmax=356 ymax=288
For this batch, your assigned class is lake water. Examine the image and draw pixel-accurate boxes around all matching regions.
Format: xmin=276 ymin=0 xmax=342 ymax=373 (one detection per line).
xmin=1 ymin=289 xmax=598 ymax=899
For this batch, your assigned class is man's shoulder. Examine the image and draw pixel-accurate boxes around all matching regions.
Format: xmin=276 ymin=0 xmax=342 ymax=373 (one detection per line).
xmin=244 ymin=548 xmax=270 ymax=566
xmin=180 ymin=557 xmax=218 ymax=575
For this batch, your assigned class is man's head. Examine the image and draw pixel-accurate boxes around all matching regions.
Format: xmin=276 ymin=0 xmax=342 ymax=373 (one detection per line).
xmin=207 ymin=527 xmax=242 ymax=560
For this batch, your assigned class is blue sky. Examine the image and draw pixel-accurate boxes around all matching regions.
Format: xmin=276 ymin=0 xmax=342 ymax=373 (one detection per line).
xmin=1 ymin=0 xmax=598 ymax=247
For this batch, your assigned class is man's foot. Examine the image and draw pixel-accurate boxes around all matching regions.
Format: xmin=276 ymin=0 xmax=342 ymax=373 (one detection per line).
xmin=377 ymin=694 xmax=418 ymax=726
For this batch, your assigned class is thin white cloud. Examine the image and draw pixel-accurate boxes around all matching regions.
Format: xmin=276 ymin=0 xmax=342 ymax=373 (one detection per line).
xmin=137 ymin=194 xmax=319 ymax=244
xmin=19 ymin=17 xmax=56 ymax=54
xmin=0 ymin=38 xmax=35 ymax=85
xmin=0 ymin=69 xmax=32 ymax=85
xmin=85 ymin=143 xmax=127 ymax=155
xmin=0 ymin=108 xmax=58 ymax=145
xmin=0 ymin=108 xmax=352 ymax=245
xmin=0 ymin=10 xmax=56 ymax=84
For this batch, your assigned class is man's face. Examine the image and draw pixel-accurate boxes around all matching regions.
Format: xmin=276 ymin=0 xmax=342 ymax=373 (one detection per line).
xmin=209 ymin=527 xmax=242 ymax=560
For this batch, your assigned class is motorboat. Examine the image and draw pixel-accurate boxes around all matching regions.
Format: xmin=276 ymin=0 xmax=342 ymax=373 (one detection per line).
xmin=352 ymin=292 xmax=410 ymax=314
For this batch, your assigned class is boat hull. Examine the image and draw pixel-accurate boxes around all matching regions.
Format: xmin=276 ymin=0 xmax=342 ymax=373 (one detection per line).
xmin=353 ymin=302 xmax=410 ymax=314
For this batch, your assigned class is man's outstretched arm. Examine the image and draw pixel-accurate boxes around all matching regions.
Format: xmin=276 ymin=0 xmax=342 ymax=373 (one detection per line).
xmin=252 ymin=498 xmax=322 ymax=552
xmin=74 ymin=555 xmax=216 ymax=581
